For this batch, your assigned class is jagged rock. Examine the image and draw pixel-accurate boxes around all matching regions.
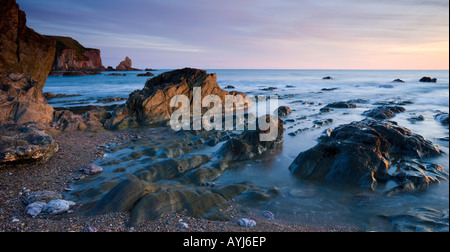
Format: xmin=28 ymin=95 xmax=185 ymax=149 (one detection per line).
xmin=363 ymin=106 xmax=406 ymax=120
xmin=275 ymin=106 xmax=292 ymax=117
xmin=216 ymin=115 xmax=284 ymax=161
xmin=0 ymin=123 xmax=59 ymax=168
xmin=45 ymin=36 xmax=105 ymax=72
xmin=0 ymin=0 xmax=56 ymax=124
xmin=324 ymin=101 xmax=357 ymax=109
xmin=386 ymin=159 xmax=448 ymax=196
xmin=51 ymin=107 xmax=110 ymax=131
xmin=115 ymin=57 xmax=141 ymax=71
xmin=386 ymin=208 xmax=449 ymax=232
xmin=105 ymin=68 xmax=251 ymax=130
xmin=289 ymin=119 xmax=441 ymax=190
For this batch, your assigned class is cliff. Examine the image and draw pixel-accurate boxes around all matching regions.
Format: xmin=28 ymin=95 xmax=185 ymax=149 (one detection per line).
xmin=0 ymin=0 xmax=56 ymax=124
xmin=45 ymin=36 xmax=105 ymax=72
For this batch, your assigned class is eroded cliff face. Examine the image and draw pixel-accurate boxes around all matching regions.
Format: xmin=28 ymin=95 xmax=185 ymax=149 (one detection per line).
xmin=0 ymin=0 xmax=56 ymax=124
xmin=45 ymin=36 xmax=105 ymax=72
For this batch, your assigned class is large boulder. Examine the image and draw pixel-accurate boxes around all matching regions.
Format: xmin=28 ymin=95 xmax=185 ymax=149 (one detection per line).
xmin=0 ymin=0 xmax=56 ymax=124
xmin=105 ymin=68 xmax=251 ymax=130
xmin=0 ymin=123 xmax=59 ymax=168
xmin=216 ymin=115 xmax=284 ymax=161
xmin=289 ymin=119 xmax=441 ymax=190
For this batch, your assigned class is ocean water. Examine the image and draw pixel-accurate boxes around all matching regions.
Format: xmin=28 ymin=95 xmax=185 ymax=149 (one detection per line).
xmin=45 ymin=70 xmax=449 ymax=231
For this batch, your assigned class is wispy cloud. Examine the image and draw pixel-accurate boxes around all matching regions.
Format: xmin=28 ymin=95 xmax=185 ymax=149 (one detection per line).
xmin=18 ymin=0 xmax=449 ymax=69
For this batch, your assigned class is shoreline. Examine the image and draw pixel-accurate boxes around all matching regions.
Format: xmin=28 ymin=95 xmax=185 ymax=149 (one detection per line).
xmin=0 ymin=129 xmax=356 ymax=232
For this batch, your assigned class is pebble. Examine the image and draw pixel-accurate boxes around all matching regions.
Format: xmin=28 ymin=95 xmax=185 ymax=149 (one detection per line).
xmin=237 ymin=218 xmax=257 ymax=227
xmin=43 ymin=200 xmax=76 ymax=215
xmin=262 ymin=211 xmax=275 ymax=220
xmin=25 ymin=202 xmax=47 ymax=217
xmin=80 ymin=164 xmax=103 ymax=175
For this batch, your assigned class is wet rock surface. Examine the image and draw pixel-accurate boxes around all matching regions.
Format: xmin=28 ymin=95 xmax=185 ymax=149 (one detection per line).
xmin=363 ymin=106 xmax=406 ymax=120
xmin=386 ymin=208 xmax=449 ymax=232
xmin=71 ymin=127 xmax=281 ymax=227
xmin=289 ymin=119 xmax=441 ymax=190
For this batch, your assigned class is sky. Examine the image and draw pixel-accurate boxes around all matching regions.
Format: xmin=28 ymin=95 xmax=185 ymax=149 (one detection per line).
xmin=17 ymin=0 xmax=449 ymax=70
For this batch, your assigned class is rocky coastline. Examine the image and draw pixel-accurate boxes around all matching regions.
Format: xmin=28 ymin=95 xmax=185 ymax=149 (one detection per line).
xmin=1 ymin=0 xmax=448 ymax=233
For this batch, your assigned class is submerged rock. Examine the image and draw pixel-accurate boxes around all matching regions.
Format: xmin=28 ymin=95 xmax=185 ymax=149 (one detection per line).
xmin=363 ymin=106 xmax=406 ymax=120
xmin=434 ymin=112 xmax=449 ymax=126
xmin=0 ymin=124 xmax=59 ymax=168
xmin=420 ymin=77 xmax=437 ymax=83
xmin=324 ymin=101 xmax=357 ymax=109
xmin=289 ymin=119 xmax=441 ymax=190
xmin=81 ymin=164 xmax=103 ymax=175
xmin=386 ymin=208 xmax=449 ymax=232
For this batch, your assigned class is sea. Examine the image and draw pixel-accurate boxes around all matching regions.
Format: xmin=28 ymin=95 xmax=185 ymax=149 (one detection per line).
xmin=44 ymin=69 xmax=449 ymax=231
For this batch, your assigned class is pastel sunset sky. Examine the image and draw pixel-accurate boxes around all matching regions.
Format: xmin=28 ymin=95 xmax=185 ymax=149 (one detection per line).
xmin=17 ymin=0 xmax=449 ymax=70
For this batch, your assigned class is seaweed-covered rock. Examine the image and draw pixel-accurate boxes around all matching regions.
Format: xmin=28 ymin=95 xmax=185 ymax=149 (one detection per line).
xmin=289 ymin=119 xmax=441 ymax=190
xmin=363 ymin=106 xmax=406 ymax=120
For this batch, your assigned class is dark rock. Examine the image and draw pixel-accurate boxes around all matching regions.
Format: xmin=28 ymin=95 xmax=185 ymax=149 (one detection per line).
xmin=407 ymin=115 xmax=425 ymax=124
xmin=144 ymin=68 xmax=156 ymax=71
xmin=363 ymin=106 xmax=406 ymax=120
xmin=320 ymin=107 xmax=334 ymax=113
xmin=321 ymin=88 xmax=338 ymax=91
xmin=216 ymin=115 xmax=284 ymax=161
xmin=62 ymin=70 xmax=101 ymax=76
xmin=386 ymin=159 xmax=448 ymax=197
xmin=313 ymin=119 xmax=334 ymax=126
xmin=393 ymin=79 xmax=405 ymax=83
xmin=107 ymin=73 xmax=126 ymax=76
xmin=0 ymin=123 xmax=59 ymax=168
xmin=434 ymin=112 xmax=449 ymax=126
xmin=324 ymin=101 xmax=357 ymax=109
xmin=420 ymin=77 xmax=437 ymax=83
xmin=323 ymin=76 xmax=333 ymax=80
xmin=96 ymin=97 xmax=128 ymax=103
xmin=44 ymin=92 xmax=81 ymax=100
xmin=275 ymin=106 xmax=292 ymax=117
xmin=261 ymin=87 xmax=278 ymax=91
xmin=137 ymin=72 xmax=154 ymax=77
xmin=106 ymin=66 xmax=115 ymax=71
xmin=386 ymin=208 xmax=449 ymax=232
xmin=289 ymin=119 xmax=441 ymax=190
